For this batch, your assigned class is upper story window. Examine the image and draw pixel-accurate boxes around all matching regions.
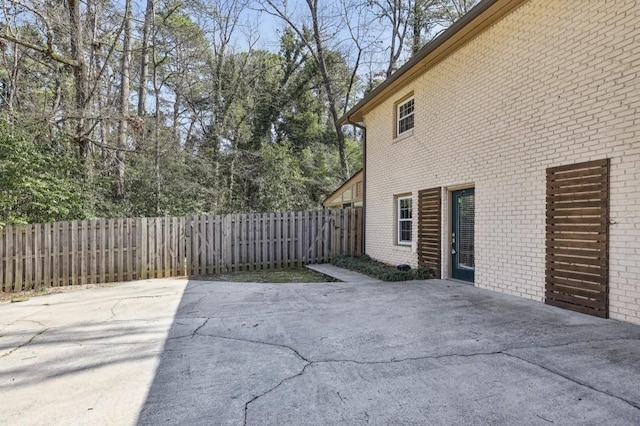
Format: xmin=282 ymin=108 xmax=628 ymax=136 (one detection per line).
xmin=397 ymin=97 xmax=415 ymax=137
xmin=397 ymin=196 xmax=412 ymax=245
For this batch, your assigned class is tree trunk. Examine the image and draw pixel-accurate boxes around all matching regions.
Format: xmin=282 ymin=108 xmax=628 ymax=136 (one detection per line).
xmin=412 ymin=0 xmax=423 ymax=54
xmin=173 ymin=92 xmax=180 ymax=144
xmin=307 ymin=0 xmax=349 ymax=179
xmin=115 ymin=0 xmax=133 ymax=200
xmin=137 ymin=0 xmax=154 ymax=118
xmin=67 ymin=0 xmax=91 ymax=160
xmin=3 ymin=43 xmax=20 ymax=118
xmin=152 ymin=9 xmax=161 ymax=216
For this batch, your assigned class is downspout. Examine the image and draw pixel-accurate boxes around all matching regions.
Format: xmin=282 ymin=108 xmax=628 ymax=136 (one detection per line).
xmin=345 ymin=119 xmax=366 ymax=255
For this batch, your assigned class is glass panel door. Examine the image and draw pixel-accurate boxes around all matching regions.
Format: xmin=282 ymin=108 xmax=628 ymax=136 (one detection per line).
xmin=451 ymin=188 xmax=475 ymax=282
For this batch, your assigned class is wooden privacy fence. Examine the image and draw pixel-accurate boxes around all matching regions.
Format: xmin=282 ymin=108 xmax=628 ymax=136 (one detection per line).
xmin=0 ymin=209 xmax=362 ymax=292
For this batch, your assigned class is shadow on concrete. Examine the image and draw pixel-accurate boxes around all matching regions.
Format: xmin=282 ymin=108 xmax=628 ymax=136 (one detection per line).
xmin=0 ymin=320 xmax=171 ymax=389
xmin=135 ymin=279 xmax=314 ymax=425
xmin=135 ymin=279 xmax=640 ymax=425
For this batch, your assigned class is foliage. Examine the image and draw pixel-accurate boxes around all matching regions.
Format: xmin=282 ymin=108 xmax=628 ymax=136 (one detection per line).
xmin=0 ymin=0 xmax=473 ymax=224
xmin=0 ymin=120 xmax=87 ymax=227
xmin=331 ymin=254 xmax=433 ymax=281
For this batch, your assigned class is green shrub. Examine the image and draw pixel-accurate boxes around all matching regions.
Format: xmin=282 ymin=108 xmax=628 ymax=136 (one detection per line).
xmin=331 ymin=254 xmax=434 ymax=281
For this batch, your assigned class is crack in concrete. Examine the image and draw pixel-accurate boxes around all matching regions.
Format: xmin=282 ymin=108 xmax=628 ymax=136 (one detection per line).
xmin=503 ymin=352 xmax=640 ymax=411
xmin=243 ymin=362 xmax=312 ymax=426
xmin=239 ymin=349 xmax=507 ymax=425
xmin=0 ymin=315 xmax=50 ymax=334
xmin=310 ymin=350 xmax=506 ymax=366
xmin=109 ymin=295 xmax=169 ymax=319
xmin=17 ymin=319 xmax=48 ymax=328
xmin=0 ymin=328 xmax=48 ymax=359
xmin=210 ymin=333 xmax=640 ymax=424
xmin=192 ymin=318 xmax=210 ymax=337
xmin=505 ymin=336 xmax=640 ymax=353
xmin=195 ymin=331 xmax=310 ymax=363
xmin=163 ymin=317 xmax=210 ymax=340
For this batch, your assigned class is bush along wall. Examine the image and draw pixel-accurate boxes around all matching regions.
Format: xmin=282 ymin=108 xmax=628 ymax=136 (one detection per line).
xmin=331 ymin=255 xmax=434 ymax=281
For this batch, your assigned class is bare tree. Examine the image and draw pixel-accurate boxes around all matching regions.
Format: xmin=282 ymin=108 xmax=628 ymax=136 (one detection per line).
xmin=0 ymin=0 xmax=131 ymax=160
xmin=368 ymin=0 xmax=412 ymax=77
xmin=137 ymin=0 xmax=154 ymax=118
xmin=261 ymin=0 xmax=355 ymax=179
xmin=115 ymin=0 xmax=133 ymax=199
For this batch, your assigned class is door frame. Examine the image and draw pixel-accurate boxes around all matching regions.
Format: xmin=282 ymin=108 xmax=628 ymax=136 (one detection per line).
xmin=447 ymin=184 xmax=475 ymax=283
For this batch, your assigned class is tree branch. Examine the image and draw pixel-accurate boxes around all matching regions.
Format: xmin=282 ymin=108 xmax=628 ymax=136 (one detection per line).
xmin=0 ymin=32 xmax=78 ymax=67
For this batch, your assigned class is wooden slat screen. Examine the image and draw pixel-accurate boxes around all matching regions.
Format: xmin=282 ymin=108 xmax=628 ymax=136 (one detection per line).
xmin=418 ymin=187 xmax=442 ymax=278
xmin=546 ymin=159 xmax=610 ymax=318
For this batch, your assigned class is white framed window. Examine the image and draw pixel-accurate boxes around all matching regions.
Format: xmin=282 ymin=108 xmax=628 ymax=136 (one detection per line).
xmin=396 ymin=97 xmax=414 ymax=136
xmin=397 ymin=196 xmax=412 ymax=245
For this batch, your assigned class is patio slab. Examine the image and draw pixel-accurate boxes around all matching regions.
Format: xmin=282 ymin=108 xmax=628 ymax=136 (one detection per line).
xmin=1 ymin=275 xmax=639 ymax=425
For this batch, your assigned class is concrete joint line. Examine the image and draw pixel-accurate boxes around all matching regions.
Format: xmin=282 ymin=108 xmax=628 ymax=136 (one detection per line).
xmin=0 ymin=328 xmax=48 ymax=359
xmin=503 ymin=352 xmax=640 ymax=411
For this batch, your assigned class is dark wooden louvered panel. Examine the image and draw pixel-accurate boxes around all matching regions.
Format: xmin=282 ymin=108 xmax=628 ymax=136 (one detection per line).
xmin=418 ymin=187 xmax=442 ymax=278
xmin=545 ymin=159 xmax=609 ymax=318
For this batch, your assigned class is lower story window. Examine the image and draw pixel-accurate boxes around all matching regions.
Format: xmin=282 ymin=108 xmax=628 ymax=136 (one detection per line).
xmin=397 ymin=196 xmax=412 ymax=245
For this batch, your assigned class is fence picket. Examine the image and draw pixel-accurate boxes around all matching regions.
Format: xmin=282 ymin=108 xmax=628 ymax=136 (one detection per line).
xmin=23 ymin=224 xmax=32 ymax=290
xmin=177 ymin=217 xmax=185 ymax=276
xmin=9 ymin=226 xmax=17 ymax=291
xmin=155 ymin=217 xmax=162 ymax=278
xmin=115 ymin=219 xmax=122 ymax=282
xmin=7 ymin=226 xmax=15 ymax=291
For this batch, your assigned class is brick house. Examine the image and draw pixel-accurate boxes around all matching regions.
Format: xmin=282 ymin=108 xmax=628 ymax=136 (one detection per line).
xmin=340 ymin=0 xmax=640 ymax=324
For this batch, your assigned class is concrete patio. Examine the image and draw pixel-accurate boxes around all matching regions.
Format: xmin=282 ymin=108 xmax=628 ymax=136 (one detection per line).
xmin=1 ymin=270 xmax=639 ymax=425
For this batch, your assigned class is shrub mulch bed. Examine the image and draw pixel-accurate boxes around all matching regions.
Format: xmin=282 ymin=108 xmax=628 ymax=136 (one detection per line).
xmin=331 ymin=255 xmax=434 ymax=281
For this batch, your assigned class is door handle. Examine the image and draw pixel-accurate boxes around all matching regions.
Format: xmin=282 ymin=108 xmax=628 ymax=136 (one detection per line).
xmin=451 ymin=232 xmax=456 ymax=255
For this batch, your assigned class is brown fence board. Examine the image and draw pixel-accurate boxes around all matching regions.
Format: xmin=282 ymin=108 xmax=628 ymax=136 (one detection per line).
xmin=545 ymin=159 xmax=609 ymax=318
xmin=546 ymin=276 xmax=606 ymax=292
xmin=546 ymin=282 xmax=605 ymax=300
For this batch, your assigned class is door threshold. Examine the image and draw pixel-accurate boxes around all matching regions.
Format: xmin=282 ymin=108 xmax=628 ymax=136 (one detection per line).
xmin=444 ymin=278 xmax=475 ymax=285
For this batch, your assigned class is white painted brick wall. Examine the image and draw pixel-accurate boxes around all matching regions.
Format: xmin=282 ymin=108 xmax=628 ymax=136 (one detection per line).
xmin=364 ymin=0 xmax=640 ymax=324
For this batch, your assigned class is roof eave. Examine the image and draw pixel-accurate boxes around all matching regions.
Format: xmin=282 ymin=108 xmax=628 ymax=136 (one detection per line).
xmin=322 ymin=169 xmax=363 ymax=206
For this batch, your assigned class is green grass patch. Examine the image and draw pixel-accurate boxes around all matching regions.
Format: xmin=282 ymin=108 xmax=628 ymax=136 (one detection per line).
xmin=192 ymin=267 xmax=335 ymax=283
xmin=331 ymin=255 xmax=434 ymax=281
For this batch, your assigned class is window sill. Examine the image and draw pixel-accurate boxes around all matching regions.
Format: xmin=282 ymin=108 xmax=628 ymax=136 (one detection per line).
xmin=393 ymin=129 xmax=414 ymax=143
xmin=394 ymin=243 xmax=412 ymax=251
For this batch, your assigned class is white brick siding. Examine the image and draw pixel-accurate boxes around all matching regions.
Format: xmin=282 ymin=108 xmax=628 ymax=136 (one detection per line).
xmin=364 ymin=0 xmax=640 ymax=324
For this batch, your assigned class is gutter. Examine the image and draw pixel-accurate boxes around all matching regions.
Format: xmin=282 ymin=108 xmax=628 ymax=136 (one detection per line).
xmin=345 ymin=119 xmax=366 ymax=255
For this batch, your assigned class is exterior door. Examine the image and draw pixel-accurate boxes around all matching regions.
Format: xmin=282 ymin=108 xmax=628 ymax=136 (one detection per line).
xmin=451 ymin=188 xmax=475 ymax=282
